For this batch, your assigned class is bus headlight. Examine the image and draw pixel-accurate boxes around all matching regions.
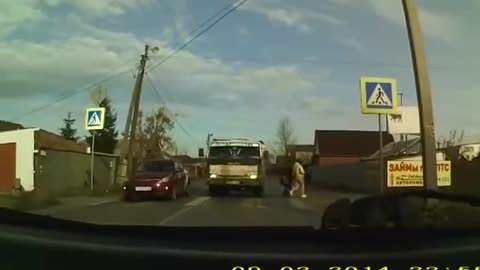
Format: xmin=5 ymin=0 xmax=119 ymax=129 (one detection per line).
xmin=249 ymin=174 xmax=257 ymax=180
xmin=210 ymin=174 xmax=217 ymax=179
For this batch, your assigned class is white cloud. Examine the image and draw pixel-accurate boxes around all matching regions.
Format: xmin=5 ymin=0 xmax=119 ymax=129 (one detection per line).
xmin=366 ymin=0 xmax=459 ymax=44
xmin=417 ymin=8 xmax=459 ymax=44
xmin=329 ymin=0 xmax=354 ymax=4
xmin=239 ymin=25 xmax=249 ymax=35
xmin=0 ymin=0 xmax=156 ymax=38
xmin=0 ymin=16 xmax=315 ymax=111
xmin=45 ymin=0 xmax=153 ymax=16
xmin=337 ymin=36 xmax=364 ymax=52
xmin=230 ymin=65 xmax=313 ymax=93
xmin=249 ymin=6 xmax=310 ymax=32
xmin=302 ymin=96 xmax=339 ymax=113
xmin=241 ymin=1 xmax=343 ymax=32
xmin=0 ymin=0 xmax=45 ymax=37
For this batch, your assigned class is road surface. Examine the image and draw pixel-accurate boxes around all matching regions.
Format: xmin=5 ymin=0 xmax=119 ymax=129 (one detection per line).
xmin=30 ymin=178 xmax=364 ymax=227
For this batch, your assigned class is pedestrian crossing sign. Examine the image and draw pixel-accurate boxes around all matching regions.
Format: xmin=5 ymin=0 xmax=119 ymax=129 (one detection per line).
xmin=85 ymin=107 xmax=106 ymax=131
xmin=360 ymin=76 xmax=399 ymax=115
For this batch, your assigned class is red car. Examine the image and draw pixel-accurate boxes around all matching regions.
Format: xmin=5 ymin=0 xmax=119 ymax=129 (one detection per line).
xmin=123 ymin=159 xmax=190 ymax=201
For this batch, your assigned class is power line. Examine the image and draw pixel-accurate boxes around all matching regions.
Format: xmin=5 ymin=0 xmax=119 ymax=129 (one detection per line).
xmin=11 ymin=0 xmax=246 ymax=121
xmin=11 ymin=68 xmax=134 ymax=121
xmin=137 ymin=0 xmax=248 ymax=145
xmin=173 ymin=0 xmax=243 ymax=48
xmin=146 ymin=0 xmax=248 ymax=73
xmin=145 ymin=75 xmax=197 ymax=142
xmin=141 ymin=0 xmax=242 ymax=104
xmin=145 ymin=75 xmax=168 ymax=106
xmin=192 ymin=55 xmax=476 ymax=71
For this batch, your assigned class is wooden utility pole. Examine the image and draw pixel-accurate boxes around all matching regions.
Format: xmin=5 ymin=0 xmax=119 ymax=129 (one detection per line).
xmin=402 ymin=0 xmax=438 ymax=190
xmin=119 ymin=45 xmax=150 ymax=178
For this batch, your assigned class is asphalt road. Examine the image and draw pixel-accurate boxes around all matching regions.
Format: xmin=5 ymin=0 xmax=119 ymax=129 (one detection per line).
xmin=31 ymin=178 xmax=364 ymax=227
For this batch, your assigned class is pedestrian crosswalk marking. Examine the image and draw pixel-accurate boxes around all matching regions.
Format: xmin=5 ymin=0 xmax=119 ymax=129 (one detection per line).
xmin=289 ymin=199 xmax=313 ymax=210
xmin=241 ymin=198 xmax=266 ymax=209
xmin=158 ymin=207 xmax=193 ymax=225
xmin=159 ymin=196 xmax=210 ymax=226
xmin=242 ymin=199 xmax=256 ymax=208
xmin=254 ymin=198 xmax=266 ymax=209
xmin=185 ymin=196 xmax=209 ymax=207
xmin=366 ymin=83 xmax=392 ymax=107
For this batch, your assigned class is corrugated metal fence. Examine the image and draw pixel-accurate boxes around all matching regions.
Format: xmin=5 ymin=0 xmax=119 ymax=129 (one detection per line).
xmin=34 ymin=149 xmax=118 ymax=196
xmin=310 ymin=151 xmax=480 ymax=195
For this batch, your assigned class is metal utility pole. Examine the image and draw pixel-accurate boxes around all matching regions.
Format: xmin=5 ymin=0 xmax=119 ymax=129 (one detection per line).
xmin=402 ymin=0 xmax=438 ymax=190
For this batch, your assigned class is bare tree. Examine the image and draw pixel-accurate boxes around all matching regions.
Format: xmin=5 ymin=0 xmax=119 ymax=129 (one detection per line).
xmin=142 ymin=107 xmax=176 ymax=159
xmin=90 ymin=86 xmax=107 ymax=106
xmin=274 ymin=117 xmax=297 ymax=156
xmin=132 ymin=111 xmax=145 ymax=161
xmin=130 ymin=108 xmax=176 ymax=165
xmin=175 ymin=145 xmax=190 ymax=155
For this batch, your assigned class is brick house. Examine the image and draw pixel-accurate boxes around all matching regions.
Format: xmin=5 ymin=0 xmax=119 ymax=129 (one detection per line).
xmin=313 ymin=130 xmax=394 ymax=167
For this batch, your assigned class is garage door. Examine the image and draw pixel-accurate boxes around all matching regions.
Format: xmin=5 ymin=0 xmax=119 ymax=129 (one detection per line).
xmin=0 ymin=143 xmax=16 ymax=192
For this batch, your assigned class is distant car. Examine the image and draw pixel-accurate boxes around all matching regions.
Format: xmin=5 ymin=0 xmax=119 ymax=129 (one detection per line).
xmin=123 ymin=159 xmax=190 ymax=201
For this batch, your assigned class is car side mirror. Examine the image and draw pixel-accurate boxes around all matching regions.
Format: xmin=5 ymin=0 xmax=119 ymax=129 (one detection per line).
xmin=198 ymin=148 xmax=205 ymax=157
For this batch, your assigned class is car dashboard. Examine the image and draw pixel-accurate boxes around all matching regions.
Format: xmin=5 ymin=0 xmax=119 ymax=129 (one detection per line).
xmin=0 ymin=208 xmax=480 ymax=270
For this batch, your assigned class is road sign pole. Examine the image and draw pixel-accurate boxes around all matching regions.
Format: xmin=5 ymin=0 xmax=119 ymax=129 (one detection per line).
xmin=90 ymin=132 xmax=96 ymax=191
xmin=85 ymin=107 xmax=105 ymax=191
xmin=378 ymin=114 xmax=384 ymax=193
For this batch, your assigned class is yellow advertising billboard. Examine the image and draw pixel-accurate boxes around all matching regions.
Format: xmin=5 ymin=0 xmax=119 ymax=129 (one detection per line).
xmin=387 ymin=160 xmax=451 ymax=187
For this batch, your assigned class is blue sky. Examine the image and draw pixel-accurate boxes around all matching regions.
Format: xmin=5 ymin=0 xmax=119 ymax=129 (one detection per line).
xmin=0 ymin=0 xmax=479 ymax=155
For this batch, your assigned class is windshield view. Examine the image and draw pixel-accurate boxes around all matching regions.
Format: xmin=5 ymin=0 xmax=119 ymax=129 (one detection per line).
xmin=3 ymin=0 xmax=479 ymax=229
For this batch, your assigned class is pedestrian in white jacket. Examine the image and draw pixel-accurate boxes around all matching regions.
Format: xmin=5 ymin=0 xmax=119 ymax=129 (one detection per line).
xmin=289 ymin=159 xmax=307 ymax=198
